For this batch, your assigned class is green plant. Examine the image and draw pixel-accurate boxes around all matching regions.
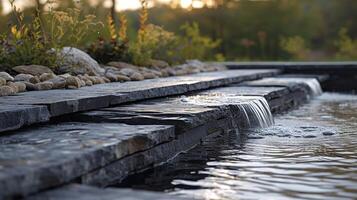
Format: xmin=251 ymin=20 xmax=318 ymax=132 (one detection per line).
xmin=335 ymin=28 xmax=357 ymax=60
xmin=87 ymin=14 xmax=131 ymax=64
xmin=280 ymin=36 xmax=309 ymax=60
xmin=174 ymin=22 xmax=220 ymax=62
xmin=0 ymin=0 xmax=57 ymax=70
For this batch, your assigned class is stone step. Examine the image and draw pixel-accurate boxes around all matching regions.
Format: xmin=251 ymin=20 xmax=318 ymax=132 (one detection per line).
xmin=27 ymin=184 xmax=188 ymax=200
xmin=0 ymin=69 xmax=279 ymax=133
xmin=0 ymin=123 xmax=174 ymax=198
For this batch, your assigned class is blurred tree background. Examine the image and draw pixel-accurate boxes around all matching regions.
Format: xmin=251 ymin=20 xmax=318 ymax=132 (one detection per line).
xmin=1 ymin=0 xmax=357 ymax=61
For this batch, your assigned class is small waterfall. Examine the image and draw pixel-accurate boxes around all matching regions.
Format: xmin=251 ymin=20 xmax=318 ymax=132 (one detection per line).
xmin=279 ymin=78 xmax=323 ymax=96
xmin=180 ymin=95 xmax=274 ymax=129
xmin=235 ymin=96 xmax=274 ymax=129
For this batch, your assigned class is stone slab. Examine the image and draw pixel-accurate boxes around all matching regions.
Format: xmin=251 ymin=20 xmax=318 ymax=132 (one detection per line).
xmin=0 ymin=123 xmax=174 ymax=198
xmin=66 ymin=98 xmax=231 ymax=134
xmin=0 ymin=104 xmax=50 ymax=133
xmin=28 ymin=184 xmax=188 ymax=200
xmin=0 ymin=70 xmax=279 ymax=117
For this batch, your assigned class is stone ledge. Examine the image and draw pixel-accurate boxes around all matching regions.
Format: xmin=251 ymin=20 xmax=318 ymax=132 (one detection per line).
xmin=0 ymin=69 xmax=279 ymax=133
xmin=28 ymin=184 xmax=188 ymax=200
xmin=0 ymin=104 xmax=50 ymax=133
xmin=0 ymin=123 xmax=174 ymax=198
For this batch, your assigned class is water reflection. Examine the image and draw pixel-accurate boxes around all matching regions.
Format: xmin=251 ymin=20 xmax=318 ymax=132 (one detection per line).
xmin=118 ymin=93 xmax=357 ymax=200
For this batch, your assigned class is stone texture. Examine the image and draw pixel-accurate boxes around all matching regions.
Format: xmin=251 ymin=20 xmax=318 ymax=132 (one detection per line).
xmin=28 ymin=184 xmax=188 ymax=200
xmin=14 ymin=74 xmax=34 ymax=82
xmin=48 ymin=77 xmax=66 ymax=89
xmin=0 ymin=86 xmax=16 ymax=96
xmin=0 ymin=72 xmax=14 ymax=81
xmin=0 ymin=123 xmax=174 ymax=198
xmin=39 ymin=73 xmax=56 ymax=82
xmin=13 ymin=65 xmax=53 ymax=76
xmin=8 ymin=81 xmax=26 ymax=93
xmin=65 ymin=76 xmax=82 ymax=89
xmin=59 ymin=47 xmax=105 ymax=76
xmin=0 ymin=70 xmax=279 ymax=129
xmin=0 ymin=104 xmax=49 ymax=133
xmin=0 ymin=77 xmax=6 ymax=86
xmin=36 ymin=81 xmax=53 ymax=90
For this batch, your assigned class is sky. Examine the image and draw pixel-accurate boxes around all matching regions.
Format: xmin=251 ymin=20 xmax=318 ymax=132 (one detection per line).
xmin=1 ymin=0 xmax=210 ymax=14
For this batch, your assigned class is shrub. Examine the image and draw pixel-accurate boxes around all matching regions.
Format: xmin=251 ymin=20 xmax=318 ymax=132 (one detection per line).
xmin=280 ymin=36 xmax=309 ymax=60
xmin=335 ymin=28 xmax=357 ymax=60
xmin=87 ymin=15 xmax=131 ymax=64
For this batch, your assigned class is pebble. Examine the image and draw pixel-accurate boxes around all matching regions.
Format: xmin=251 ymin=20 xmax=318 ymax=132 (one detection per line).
xmin=0 ymin=86 xmax=16 ymax=96
xmin=29 ymin=76 xmax=41 ymax=84
xmin=0 ymin=72 xmax=14 ymax=81
xmin=39 ymin=73 xmax=56 ymax=82
xmin=129 ymin=72 xmax=145 ymax=81
xmin=48 ymin=77 xmax=66 ymax=89
xmin=23 ymin=82 xmax=38 ymax=91
xmin=7 ymin=82 xmax=26 ymax=93
xmin=14 ymin=74 xmax=33 ymax=82
xmin=65 ymin=76 xmax=82 ymax=89
xmin=116 ymin=75 xmax=131 ymax=82
xmin=36 ymin=82 xmax=54 ymax=90
xmin=0 ymin=77 xmax=6 ymax=86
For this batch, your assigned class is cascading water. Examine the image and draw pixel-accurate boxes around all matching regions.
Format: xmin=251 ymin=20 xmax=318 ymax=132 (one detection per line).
xmin=180 ymin=95 xmax=274 ymax=129
xmin=279 ymin=78 xmax=323 ymax=96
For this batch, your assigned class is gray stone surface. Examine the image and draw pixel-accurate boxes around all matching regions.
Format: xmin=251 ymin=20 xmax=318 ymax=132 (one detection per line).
xmin=0 ymin=104 xmax=50 ymax=133
xmin=68 ymin=98 xmax=231 ymax=134
xmin=0 ymin=123 xmax=173 ymax=198
xmin=28 ymin=184 xmax=188 ymax=200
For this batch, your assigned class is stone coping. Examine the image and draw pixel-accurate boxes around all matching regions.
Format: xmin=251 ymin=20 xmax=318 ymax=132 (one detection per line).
xmin=216 ymin=61 xmax=357 ymax=69
xmin=0 ymin=69 xmax=280 ymax=133
xmin=0 ymin=123 xmax=174 ymax=198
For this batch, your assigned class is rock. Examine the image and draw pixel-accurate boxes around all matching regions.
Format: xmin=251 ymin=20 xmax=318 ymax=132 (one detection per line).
xmin=142 ymin=72 xmax=157 ymax=79
xmin=80 ymin=79 xmax=86 ymax=87
xmin=58 ymin=73 xmax=72 ymax=79
xmin=105 ymin=72 xmax=118 ymax=82
xmin=129 ymin=72 xmax=144 ymax=81
xmin=107 ymin=62 xmax=138 ymax=70
xmin=6 ymin=82 xmax=19 ymax=93
xmin=148 ymin=59 xmax=170 ymax=68
xmin=165 ymin=68 xmax=177 ymax=76
xmin=29 ymin=76 xmax=41 ymax=84
xmin=59 ymin=47 xmax=105 ymax=76
xmin=102 ymin=77 xmax=111 ymax=83
xmin=23 ymin=82 xmax=38 ymax=91
xmin=65 ymin=76 xmax=82 ymax=89
xmin=36 ymin=82 xmax=53 ymax=90
xmin=116 ymin=75 xmax=131 ymax=82
xmin=0 ymin=72 xmax=14 ymax=81
xmin=119 ymin=68 xmax=139 ymax=77
xmin=14 ymin=74 xmax=34 ymax=82
xmin=0 ymin=77 xmax=6 ymax=86
xmin=85 ymin=80 xmax=93 ymax=86
xmin=39 ymin=73 xmax=56 ymax=82
xmin=7 ymin=82 xmax=26 ymax=93
xmin=0 ymin=86 xmax=16 ymax=96
xmin=48 ymin=77 xmax=66 ymax=89
xmin=13 ymin=65 xmax=53 ymax=76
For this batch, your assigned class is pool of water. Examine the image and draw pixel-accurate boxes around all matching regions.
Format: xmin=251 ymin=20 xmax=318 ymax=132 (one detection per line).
xmin=118 ymin=93 xmax=357 ymax=200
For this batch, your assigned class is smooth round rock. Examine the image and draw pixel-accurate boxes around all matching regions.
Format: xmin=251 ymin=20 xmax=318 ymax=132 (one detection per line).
xmin=0 ymin=86 xmax=16 ymax=96
xmin=65 ymin=76 xmax=81 ymax=89
xmin=14 ymin=74 xmax=34 ymax=82
xmin=116 ymin=75 xmax=131 ymax=82
xmin=8 ymin=82 xmax=26 ymax=93
xmin=29 ymin=76 xmax=41 ymax=84
xmin=48 ymin=77 xmax=66 ymax=89
xmin=0 ymin=72 xmax=14 ymax=81
xmin=129 ymin=72 xmax=144 ymax=81
xmin=23 ymin=82 xmax=38 ymax=91
xmin=0 ymin=77 xmax=6 ymax=86
xmin=13 ymin=65 xmax=53 ymax=76
xmin=40 ymin=73 xmax=56 ymax=82
xmin=36 ymin=82 xmax=53 ymax=90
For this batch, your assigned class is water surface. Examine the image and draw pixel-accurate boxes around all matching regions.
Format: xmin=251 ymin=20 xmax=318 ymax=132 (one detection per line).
xmin=119 ymin=93 xmax=357 ymax=200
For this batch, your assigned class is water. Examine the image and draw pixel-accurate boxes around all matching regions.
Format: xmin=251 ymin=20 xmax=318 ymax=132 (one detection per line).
xmin=278 ymin=78 xmax=323 ymax=97
xmin=119 ymin=93 xmax=357 ymax=200
xmin=181 ymin=95 xmax=274 ymax=128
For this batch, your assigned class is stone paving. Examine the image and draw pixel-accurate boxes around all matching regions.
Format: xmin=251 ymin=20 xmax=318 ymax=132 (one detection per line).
xmin=0 ymin=69 xmax=279 ymax=133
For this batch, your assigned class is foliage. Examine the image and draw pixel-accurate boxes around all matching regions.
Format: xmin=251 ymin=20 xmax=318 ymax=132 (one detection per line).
xmin=0 ymin=1 xmax=57 ymax=70
xmin=335 ymin=28 xmax=357 ymax=60
xmin=280 ymin=36 xmax=310 ymax=60
xmin=0 ymin=0 xmax=101 ymax=71
xmin=87 ymin=14 xmax=131 ymax=64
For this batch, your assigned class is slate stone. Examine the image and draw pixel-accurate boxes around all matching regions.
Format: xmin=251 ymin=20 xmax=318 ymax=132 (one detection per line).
xmin=0 ymin=104 xmax=50 ymax=133
xmin=0 ymin=123 xmax=174 ymax=198
xmin=28 ymin=184 xmax=188 ymax=200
